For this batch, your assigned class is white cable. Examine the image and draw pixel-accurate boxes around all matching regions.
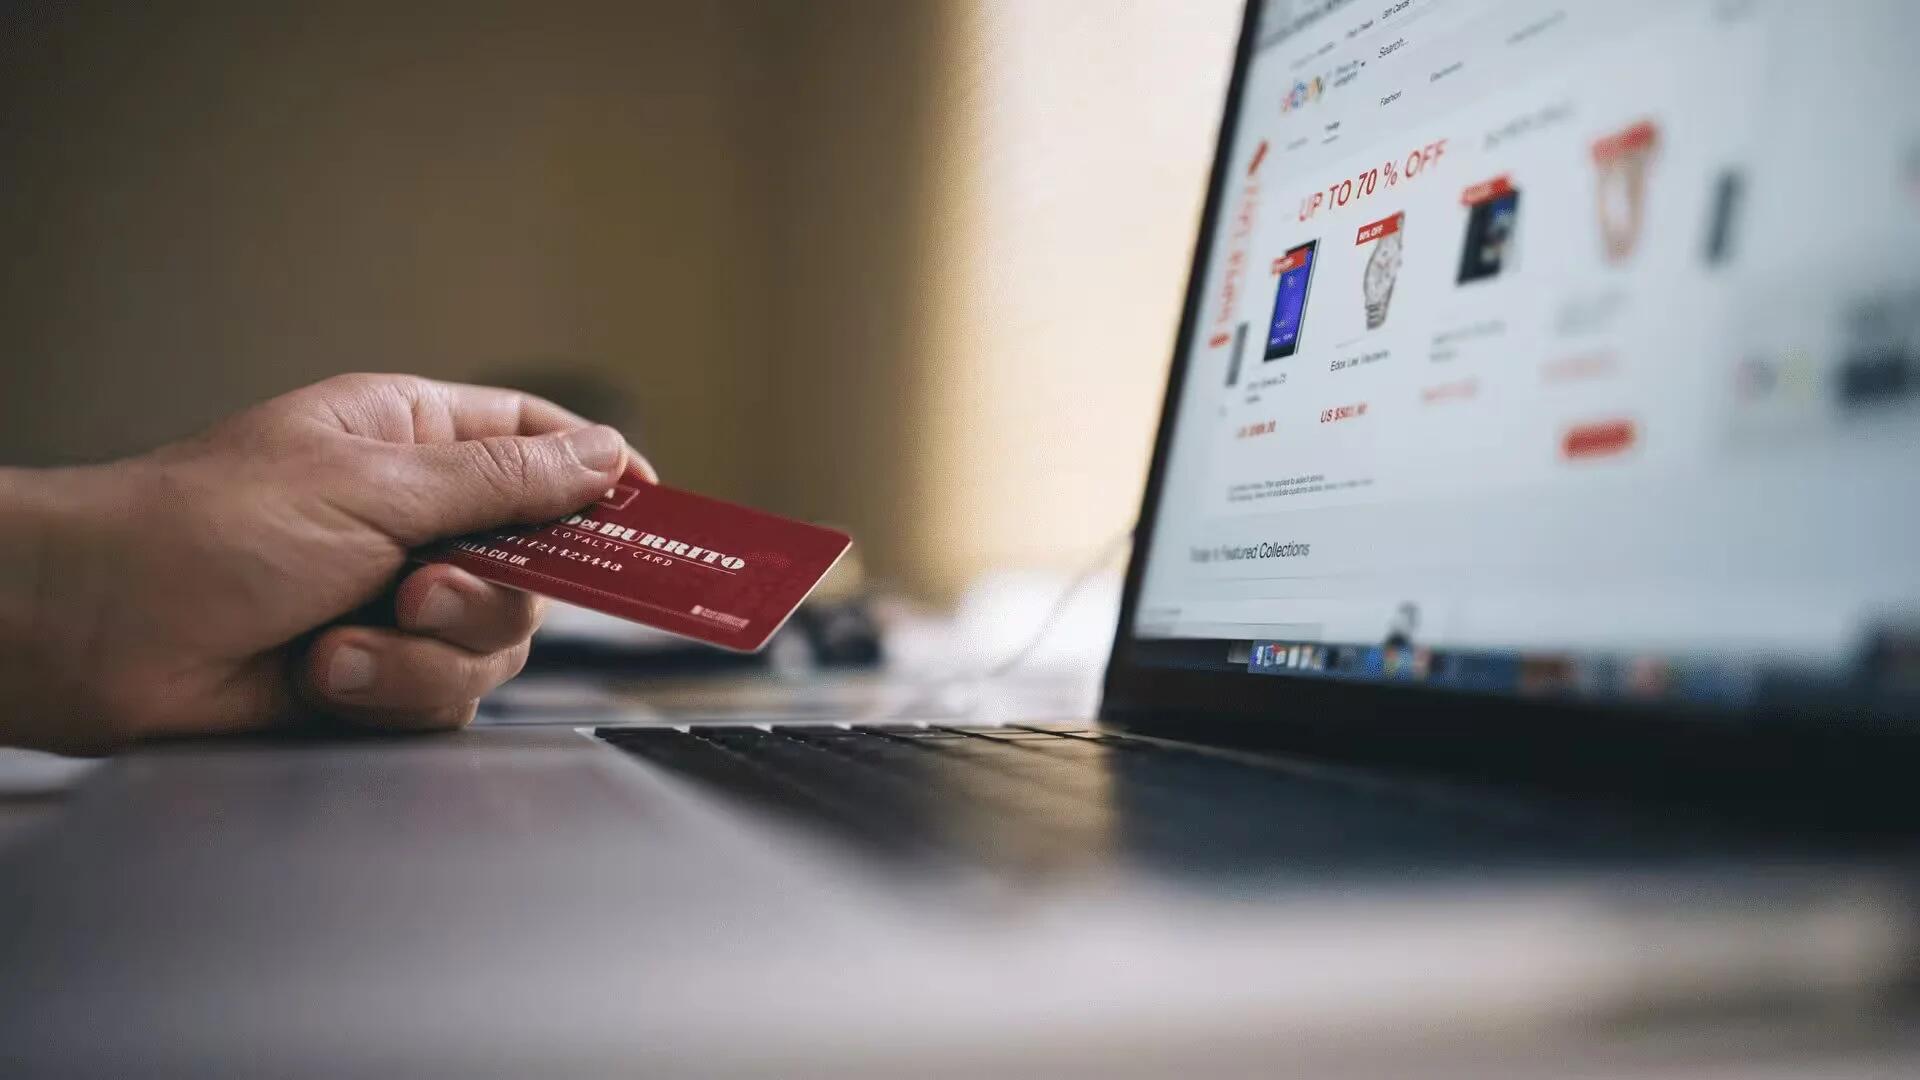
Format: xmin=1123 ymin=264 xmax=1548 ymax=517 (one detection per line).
xmin=977 ymin=526 xmax=1136 ymax=681
xmin=870 ymin=526 xmax=1135 ymax=722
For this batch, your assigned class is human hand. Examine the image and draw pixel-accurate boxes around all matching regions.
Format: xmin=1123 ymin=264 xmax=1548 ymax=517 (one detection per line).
xmin=0 ymin=374 xmax=653 ymax=753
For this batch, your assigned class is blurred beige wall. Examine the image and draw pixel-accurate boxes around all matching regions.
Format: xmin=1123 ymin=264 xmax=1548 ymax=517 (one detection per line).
xmin=761 ymin=0 xmax=1239 ymax=601
xmin=757 ymin=0 xmax=952 ymax=599
xmin=0 ymin=0 xmax=1241 ymax=604
xmin=913 ymin=0 xmax=1240 ymax=598
xmin=0 ymin=0 xmax=772 ymax=499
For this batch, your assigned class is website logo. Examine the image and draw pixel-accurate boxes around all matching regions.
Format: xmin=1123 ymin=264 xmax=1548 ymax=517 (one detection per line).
xmin=1281 ymin=75 xmax=1325 ymax=114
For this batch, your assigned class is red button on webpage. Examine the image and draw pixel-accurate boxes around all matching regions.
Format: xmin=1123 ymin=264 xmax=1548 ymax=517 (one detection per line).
xmin=1562 ymin=419 xmax=1636 ymax=459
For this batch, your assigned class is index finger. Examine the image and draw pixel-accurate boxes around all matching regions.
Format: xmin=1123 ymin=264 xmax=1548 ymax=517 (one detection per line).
xmin=421 ymin=380 xmax=658 ymax=482
xmin=426 ymin=380 xmax=595 ymax=440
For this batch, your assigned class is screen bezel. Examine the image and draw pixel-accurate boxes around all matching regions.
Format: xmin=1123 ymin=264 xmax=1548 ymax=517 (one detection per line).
xmin=1097 ymin=2 xmax=1914 ymax=774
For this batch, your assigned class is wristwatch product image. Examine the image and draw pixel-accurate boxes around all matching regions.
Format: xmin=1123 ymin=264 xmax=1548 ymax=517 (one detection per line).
xmin=1362 ymin=215 xmax=1404 ymax=330
xmin=1593 ymin=119 xmax=1658 ymax=263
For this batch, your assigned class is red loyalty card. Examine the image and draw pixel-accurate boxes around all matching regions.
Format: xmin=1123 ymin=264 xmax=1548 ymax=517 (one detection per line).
xmin=420 ymin=469 xmax=852 ymax=653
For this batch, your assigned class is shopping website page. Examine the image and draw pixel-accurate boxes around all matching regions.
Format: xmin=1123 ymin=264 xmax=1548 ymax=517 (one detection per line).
xmin=1133 ymin=0 xmax=1920 ymax=710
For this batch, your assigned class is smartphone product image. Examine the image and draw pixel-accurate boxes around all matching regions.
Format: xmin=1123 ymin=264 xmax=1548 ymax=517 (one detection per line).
xmin=1704 ymin=169 xmax=1744 ymax=267
xmin=1458 ymin=178 xmax=1520 ymax=284
xmin=1264 ymin=240 xmax=1319 ymax=360
xmin=1225 ymin=321 xmax=1249 ymax=386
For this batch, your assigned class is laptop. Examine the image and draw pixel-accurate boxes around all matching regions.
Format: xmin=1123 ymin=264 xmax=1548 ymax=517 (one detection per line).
xmin=5 ymin=1 xmax=1919 ymax=1075
xmin=600 ymin=0 xmax=1920 ymax=859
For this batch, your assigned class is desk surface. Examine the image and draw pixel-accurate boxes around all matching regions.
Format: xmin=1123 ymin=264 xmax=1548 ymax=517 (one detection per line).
xmin=4 ymin=724 xmax=1920 ymax=1078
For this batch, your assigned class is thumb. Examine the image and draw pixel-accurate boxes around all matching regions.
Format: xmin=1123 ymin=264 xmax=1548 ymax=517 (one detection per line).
xmin=377 ymin=425 xmax=632 ymax=545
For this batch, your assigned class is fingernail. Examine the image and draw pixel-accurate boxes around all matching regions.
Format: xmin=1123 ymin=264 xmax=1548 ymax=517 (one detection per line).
xmin=565 ymin=425 xmax=625 ymax=472
xmin=415 ymin=583 xmax=464 ymax=631
xmin=328 ymin=646 xmax=375 ymax=695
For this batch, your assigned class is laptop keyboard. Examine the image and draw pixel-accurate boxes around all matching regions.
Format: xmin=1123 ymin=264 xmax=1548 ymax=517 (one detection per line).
xmin=597 ymin=723 xmax=1688 ymax=879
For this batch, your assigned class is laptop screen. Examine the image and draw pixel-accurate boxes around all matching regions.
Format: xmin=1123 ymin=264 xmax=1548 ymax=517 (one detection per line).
xmin=1128 ymin=0 xmax=1920 ymax=717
